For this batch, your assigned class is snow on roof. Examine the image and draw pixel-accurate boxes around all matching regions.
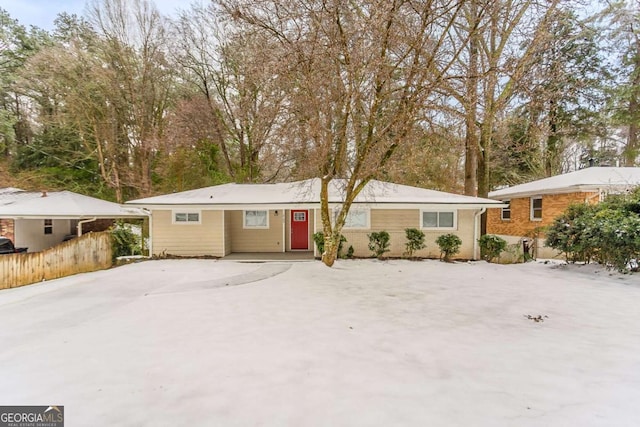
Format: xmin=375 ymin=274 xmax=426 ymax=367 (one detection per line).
xmin=127 ymin=178 xmax=503 ymax=207
xmin=488 ymin=167 xmax=640 ymax=199
xmin=0 ymin=190 xmax=146 ymax=218
xmin=0 ymin=187 xmax=39 ymax=205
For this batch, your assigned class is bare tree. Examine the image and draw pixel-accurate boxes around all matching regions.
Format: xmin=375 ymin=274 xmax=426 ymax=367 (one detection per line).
xmin=87 ymin=0 xmax=175 ymax=200
xmin=446 ymin=0 xmax=560 ymax=196
xmin=171 ymin=2 xmax=290 ymax=182
xmin=218 ymin=0 xmax=465 ymax=266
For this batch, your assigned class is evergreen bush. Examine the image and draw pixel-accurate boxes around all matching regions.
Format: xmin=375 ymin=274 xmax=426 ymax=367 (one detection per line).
xmin=313 ymin=232 xmax=347 ymax=257
xmin=368 ymin=231 xmax=391 ymax=258
xmin=478 ymin=234 xmax=508 ymax=262
xmin=110 ymin=222 xmax=142 ymax=260
xmin=404 ymin=228 xmax=426 ymax=258
xmin=436 ymin=233 xmax=462 ymax=262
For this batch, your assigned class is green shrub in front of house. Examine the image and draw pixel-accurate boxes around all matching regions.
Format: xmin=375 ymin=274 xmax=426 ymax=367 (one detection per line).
xmin=313 ymin=232 xmax=347 ymax=257
xmin=478 ymin=234 xmax=507 ymax=262
xmin=110 ymin=222 xmax=142 ymax=260
xmin=436 ymin=233 xmax=462 ymax=262
xmin=368 ymin=231 xmax=391 ymax=259
xmin=404 ymin=228 xmax=426 ymax=258
xmin=545 ymin=189 xmax=640 ymax=272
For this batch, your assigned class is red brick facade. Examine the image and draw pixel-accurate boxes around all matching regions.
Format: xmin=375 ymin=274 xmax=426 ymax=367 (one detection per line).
xmin=487 ymin=191 xmax=600 ymax=237
xmin=0 ymin=219 xmax=15 ymax=241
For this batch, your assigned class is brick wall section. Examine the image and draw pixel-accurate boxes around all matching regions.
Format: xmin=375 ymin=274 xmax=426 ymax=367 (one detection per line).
xmin=487 ymin=191 xmax=599 ymax=237
xmin=0 ymin=219 xmax=15 ymax=241
xmin=80 ymin=219 xmax=114 ymax=233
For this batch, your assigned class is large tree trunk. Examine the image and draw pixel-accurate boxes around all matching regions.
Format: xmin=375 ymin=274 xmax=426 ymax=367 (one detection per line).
xmin=464 ymin=1 xmax=480 ymax=197
xmin=623 ymin=35 xmax=640 ymax=166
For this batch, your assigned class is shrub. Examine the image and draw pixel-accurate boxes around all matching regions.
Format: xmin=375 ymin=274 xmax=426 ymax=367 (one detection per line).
xmin=545 ymin=203 xmax=597 ymax=263
xmin=478 ymin=234 xmax=507 ymax=262
xmin=313 ymin=232 xmax=347 ymax=257
xmin=368 ymin=231 xmax=391 ymax=258
xmin=545 ymin=191 xmax=640 ymax=272
xmin=110 ymin=222 xmax=142 ymax=259
xmin=436 ymin=233 xmax=462 ymax=262
xmin=404 ymin=228 xmax=426 ymax=258
xmin=346 ymin=245 xmax=355 ymax=259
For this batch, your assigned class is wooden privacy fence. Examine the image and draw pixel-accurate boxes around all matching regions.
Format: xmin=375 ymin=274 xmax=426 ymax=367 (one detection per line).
xmin=0 ymin=232 xmax=113 ymax=290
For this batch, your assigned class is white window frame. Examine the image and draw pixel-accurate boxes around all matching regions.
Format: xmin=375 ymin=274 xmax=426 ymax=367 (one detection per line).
xmin=530 ymin=197 xmax=543 ymax=221
xmin=172 ymin=210 xmax=201 ymax=225
xmin=501 ymin=200 xmax=511 ymax=221
xmin=335 ymin=208 xmax=370 ymax=230
xmin=293 ymin=211 xmax=307 ymax=222
xmin=243 ymin=210 xmax=269 ymax=229
xmin=420 ymin=210 xmax=457 ymax=230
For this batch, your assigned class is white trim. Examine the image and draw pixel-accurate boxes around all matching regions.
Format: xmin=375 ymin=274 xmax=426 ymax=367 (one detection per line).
xmin=473 ymin=208 xmax=486 ymax=260
xmin=420 ymin=209 xmax=457 ymax=230
xmin=501 ymin=200 xmax=511 ymax=221
xmin=243 ymin=210 xmax=269 ymax=229
xmin=130 ymin=202 xmax=506 ymax=211
xmin=530 ymin=197 xmax=543 ymax=221
xmin=281 ymin=210 xmax=285 ymax=253
xmin=222 ymin=210 xmax=226 ymax=255
xmin=289 ymin=209 xmax=310 ymax=250
xmin=172 ymin=210 xmax=201 ymax=225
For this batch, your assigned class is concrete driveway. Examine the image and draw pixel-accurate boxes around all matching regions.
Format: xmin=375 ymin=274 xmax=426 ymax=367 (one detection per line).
xmin=1 ymin=259 xmax=639 ymax=426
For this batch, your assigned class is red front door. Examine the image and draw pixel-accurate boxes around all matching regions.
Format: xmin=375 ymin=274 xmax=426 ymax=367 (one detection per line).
xmin=291 ymin=210 xmax=309 ymax=250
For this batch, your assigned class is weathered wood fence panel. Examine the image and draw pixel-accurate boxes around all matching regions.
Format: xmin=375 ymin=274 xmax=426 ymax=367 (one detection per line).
xmin=0 ymin=232 xmax=112 ymax=290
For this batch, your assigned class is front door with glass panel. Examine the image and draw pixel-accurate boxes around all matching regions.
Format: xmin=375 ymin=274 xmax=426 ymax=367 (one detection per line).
xmin=291 ymin=210 xmax=309 ymax=250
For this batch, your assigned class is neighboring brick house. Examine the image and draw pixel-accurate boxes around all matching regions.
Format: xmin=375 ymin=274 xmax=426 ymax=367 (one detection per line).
xmin=487 ymin=167 xmax=640 ymax=259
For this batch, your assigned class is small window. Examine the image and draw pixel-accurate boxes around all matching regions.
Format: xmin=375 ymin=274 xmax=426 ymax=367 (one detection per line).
xmin=173 ymin=211 xmax=201 ymax=224
xmin=341 ymin=209 xmax=370 ymax=229
xmin=421 ymin=211 xmax=456 ymax=229
xmin=293 ymin=212 xmax=306 ymax=222
xmin=44 ymin=219 xmax=53 ymax=235
xmin=501 ymin=201 xmax=511 ymax=220
xmin=244 ymin=210 xmax=269 ymax=229
xmin=531 ymin=197 xmax=542 ymax=220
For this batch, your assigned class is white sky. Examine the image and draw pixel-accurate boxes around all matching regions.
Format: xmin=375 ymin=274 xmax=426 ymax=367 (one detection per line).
xmin=0 ymin=0 xmax=184 ymax=31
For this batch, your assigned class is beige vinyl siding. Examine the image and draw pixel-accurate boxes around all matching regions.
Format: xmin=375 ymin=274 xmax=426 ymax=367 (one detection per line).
xmin=315 ymin=208 xmax=478 ymax=259
xmin=152 ymin=210 xmax=224 ymax=257
xmin=228 ymin=210 xmax=284 ymax=252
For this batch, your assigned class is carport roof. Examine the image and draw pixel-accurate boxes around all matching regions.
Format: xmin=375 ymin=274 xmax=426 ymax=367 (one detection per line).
xmin=0 ymin=189 xmax=146 ymax=218
xmin=126 ymin=178 xmax=504 ymax=208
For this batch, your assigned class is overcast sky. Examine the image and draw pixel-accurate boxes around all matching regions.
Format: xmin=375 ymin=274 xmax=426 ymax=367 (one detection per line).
xmin=0 ymin=0 xmax=183 ymax=31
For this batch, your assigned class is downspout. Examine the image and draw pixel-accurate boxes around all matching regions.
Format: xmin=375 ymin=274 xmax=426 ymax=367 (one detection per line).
xmin=282 ymin=210 xmax=285 ymax=253
xmin=473 ymin=208 xmax=486 ymax=260
xmin=77 ymin=217 xmax=97 ymax=237
xmin=145 ymin=209 xmax=153 ymax=258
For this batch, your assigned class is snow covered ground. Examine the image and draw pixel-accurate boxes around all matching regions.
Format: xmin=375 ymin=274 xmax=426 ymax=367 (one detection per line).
xmin=1 ymin=259 xmax=639 ymax=426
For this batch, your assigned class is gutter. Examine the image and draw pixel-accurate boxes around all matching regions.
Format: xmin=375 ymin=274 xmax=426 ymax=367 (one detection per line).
xmin=473 ymin=208 xmax=486 ymax=260
xmin=77 ymin=217 xmax=97 ymax=236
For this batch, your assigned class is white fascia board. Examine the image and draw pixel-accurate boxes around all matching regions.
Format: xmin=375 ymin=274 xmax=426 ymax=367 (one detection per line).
xmin=132 ymin=202 xmax=507 ymax=210
xmin=489 ymin=186 xmax=606 ymax=200
xmin=4 ymin=214 xmax=148 ymax=220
